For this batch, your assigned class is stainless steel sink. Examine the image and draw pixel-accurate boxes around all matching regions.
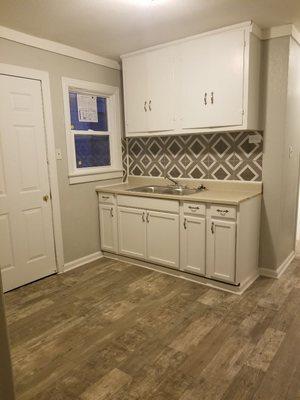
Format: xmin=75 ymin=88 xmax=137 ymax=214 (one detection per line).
xmin=127 ymin=185 xmax=201 ymax=196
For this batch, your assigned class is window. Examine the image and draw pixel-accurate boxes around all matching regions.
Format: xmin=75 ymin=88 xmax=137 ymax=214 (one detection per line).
xmin=62 ymin=78 xmax=122 ymax=184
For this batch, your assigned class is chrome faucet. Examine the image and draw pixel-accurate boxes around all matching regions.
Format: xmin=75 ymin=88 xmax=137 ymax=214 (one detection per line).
xmin=165 ymin=174 xmax=180 ymax=186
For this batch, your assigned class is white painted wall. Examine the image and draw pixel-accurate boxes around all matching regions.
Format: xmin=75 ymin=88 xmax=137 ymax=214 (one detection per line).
xmin=260 ymin=36 xmax=300 ymax=270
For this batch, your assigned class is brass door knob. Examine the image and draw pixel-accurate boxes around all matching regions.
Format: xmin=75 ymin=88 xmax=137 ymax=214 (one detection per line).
xmin=43 ymin=194 xmax=49 ymax=202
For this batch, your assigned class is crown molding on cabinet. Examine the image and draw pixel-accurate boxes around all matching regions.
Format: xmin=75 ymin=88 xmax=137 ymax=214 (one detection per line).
xmin=261 ymin=24 xmax=300 ymax=45
xmin=0 ymin=25 xmax=121 ymax=70
xmin=121 ymin=21 xmax=260 ymax=59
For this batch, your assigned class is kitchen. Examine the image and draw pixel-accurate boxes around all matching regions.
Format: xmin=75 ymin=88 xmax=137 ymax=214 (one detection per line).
xmin=0 ymin=1 xmax=300 ymax=399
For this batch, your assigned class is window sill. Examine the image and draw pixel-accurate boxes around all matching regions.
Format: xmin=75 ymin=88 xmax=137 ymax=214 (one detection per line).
xmin=69 ymin=170 xmax=123 ymax=184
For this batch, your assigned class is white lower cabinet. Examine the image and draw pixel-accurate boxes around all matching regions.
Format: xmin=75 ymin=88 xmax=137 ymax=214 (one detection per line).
xmin=147 ymin=211 xmax=179 ymax=269
xmin=206 ymin=218 xmax=236 ymax=283
xmin=99 ymin=204 xmax=118 ymax=253
xmin=118 ymin=207 xmax=147 ymax=259
xmin=99 ymin=193 xmax=261 ymax=290
xmin=181 ymin=215 xmax=206 ymax=276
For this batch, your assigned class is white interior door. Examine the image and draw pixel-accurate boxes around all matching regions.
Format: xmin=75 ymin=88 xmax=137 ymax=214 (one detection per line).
xmin=0 ymin=75 xmax=56 ymax=292
xmin=146 ymin=211 xmax=179 ymax=269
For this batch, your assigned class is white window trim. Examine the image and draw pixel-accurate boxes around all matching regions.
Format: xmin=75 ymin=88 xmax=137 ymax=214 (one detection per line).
xmin=62 ymin=77 xmax=123 ymax=184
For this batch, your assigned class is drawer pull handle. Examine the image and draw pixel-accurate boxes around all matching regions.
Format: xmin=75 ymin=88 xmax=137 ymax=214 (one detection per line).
xmin=188 ymin=206 xmax=200 ymax=210
xmin=144 ymin=101 xmax=148 ymax=112
xmin=211 ymin=91 xmax=214 ymax=104
xmin=204 ymin=92 xmax=207 ymax=105
xmin=146 ymin=212 xmax=150 ymax=223
xmin=142 ymin=212 xmax=145 ymax=222
xmin=217 ymin=209 xmax=229 ymax=216
xmin=102 ymin=196 xmax=110 ymax=200
xmin=184 ymin=218 xmax=187 ymax=230
xmin=110 ymin=207 xmax=114 ymax=217
xmin=211 ymin=222 xmax=215 ymax=234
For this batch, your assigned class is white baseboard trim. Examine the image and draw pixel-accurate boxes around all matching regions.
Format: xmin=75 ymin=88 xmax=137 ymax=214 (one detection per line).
xmin=259 ymin=251 xmax=295 ymax=279
xmin=62 ymin=251 xmax=103 ymax=273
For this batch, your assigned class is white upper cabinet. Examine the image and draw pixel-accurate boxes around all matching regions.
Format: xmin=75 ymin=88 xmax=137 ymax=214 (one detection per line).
xmin=121 ymin=22 xmax=261 ymax=137
xmin=179 ymin=29 xmax=245 ymax=129
xmin=123 ymin=46 xmax=175 ymax=135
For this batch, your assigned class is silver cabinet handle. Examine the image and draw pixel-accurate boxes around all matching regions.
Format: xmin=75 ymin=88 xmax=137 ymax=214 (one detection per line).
xmin=211 ymin=222 xmax=215 ymax=234
xmin=144 ymin=101 xmax=148 ymax=112
xmin=204 ymin=92 xmax=207 ymax=105
xmin=146 ymin=212 xmax=150 ymax=223
xmin=110 ymin=207 xmax=114 ymax=217
xmin=184 ymin=218 xmax=187 ymax=230
xmin=142 ymin=212 xmax=145 ymax=222
xmin=188 ymin=206 xmax=200 ymax=210
xmin=217 ymin=209 xmax=229 ymax=216
xmin=211 ymin=92 xmax=214 ymax=104
xmin=149 ymin=100 xmax=152 ymax=111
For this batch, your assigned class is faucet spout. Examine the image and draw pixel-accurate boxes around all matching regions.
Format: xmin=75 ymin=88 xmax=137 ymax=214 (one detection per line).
xmin=164 ymin=174 xmax=180 ymax=186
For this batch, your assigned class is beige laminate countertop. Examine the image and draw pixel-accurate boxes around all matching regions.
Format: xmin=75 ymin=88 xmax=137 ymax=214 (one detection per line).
xmin=95 ymin=182 xmax=262 ymax=205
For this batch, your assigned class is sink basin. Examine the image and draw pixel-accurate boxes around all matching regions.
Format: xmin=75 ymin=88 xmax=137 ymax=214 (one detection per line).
xmin=127 ymin=185 xmax=201 ymax=196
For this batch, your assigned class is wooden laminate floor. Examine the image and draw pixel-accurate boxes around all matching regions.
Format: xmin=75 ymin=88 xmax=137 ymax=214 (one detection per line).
xmin=4 ymin=257 xmax=300 ymax=400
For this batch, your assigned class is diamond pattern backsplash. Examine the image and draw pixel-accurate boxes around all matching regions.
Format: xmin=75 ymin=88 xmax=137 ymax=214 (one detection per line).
xmin=122 ymin=131 xmax=263 ymax=182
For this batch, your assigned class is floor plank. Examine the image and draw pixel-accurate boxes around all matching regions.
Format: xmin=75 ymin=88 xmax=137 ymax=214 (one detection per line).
xmin=4 ymin=257 xmax=300 ymax=400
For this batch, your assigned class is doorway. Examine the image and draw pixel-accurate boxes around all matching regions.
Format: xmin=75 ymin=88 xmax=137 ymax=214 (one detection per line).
xmin=0 ymin=74 xmax=58 ymax=291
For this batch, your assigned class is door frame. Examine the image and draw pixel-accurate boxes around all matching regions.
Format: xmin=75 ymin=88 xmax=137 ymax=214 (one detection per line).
xmin=0 ymin=63 xmax=64 ymax=273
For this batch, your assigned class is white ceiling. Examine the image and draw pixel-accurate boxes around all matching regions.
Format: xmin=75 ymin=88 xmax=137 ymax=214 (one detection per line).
xmin=0 ymin=0 xmax=300 ymax=60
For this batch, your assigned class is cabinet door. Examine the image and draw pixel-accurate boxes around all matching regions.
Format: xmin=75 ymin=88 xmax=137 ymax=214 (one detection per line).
xmin=179 ymin=34 xmax=212 ymax=129
xmin=123 ymin=53 xmax=149 ymax=134
xmin=118 ymin=207 xmax=147 ymax=259
xmin=207 ymin=218 xmax=236 ymax=283
xmin=209 ymin=29 xmax=245 ymax=127
xmin=181 ymin=216 xmax=206 ymax=276
xmin=99 ymin=205 xmax=118 ymax=253
xmin=146 ymin=211 xmax=179 ymax=269
xmin=147 ymin=46 xmax=175 ymax=133
xmin=179 ymin=29 xmax=245 ymax=129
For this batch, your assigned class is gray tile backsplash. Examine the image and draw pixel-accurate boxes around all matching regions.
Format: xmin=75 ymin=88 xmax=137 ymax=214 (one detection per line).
xmin=122 ymin=131 xmax=263 ymax=182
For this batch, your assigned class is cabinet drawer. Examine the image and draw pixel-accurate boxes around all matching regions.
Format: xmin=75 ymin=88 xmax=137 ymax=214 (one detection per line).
xmin=98 ymin=193 xmax=115 ymax=204
xmin=183 ymin=202 xmax=206 ymax=216
xmin=210 ymin=205 xmax=236 ymax=219
xmin=117 ymin=195 xmax=179 ymax=213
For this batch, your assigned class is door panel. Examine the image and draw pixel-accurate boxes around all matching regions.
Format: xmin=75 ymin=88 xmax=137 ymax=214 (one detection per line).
xmin=179 ymin=34 xmax=212 ymax=129
xmin=180 ymin=29 xmax=245 ymax=129
xmin=118 ymin=207 xmax=146 ymax=259
xmin=123 ymin=53 xmax=149 ymax=133
xmin=0 ymin=75 xmax=56 ymax=292
xmin=147 ymin=211 xmax=179 ymax=269
xmin=99 ymin=204 xmax=118 ymax=253
xmin=209 ymin=29 xmax=245 ymax=127
xmin=207 ymin=218 xmax=236 ymax=283
xmin=181 ymin=216 xmax=206 ymax=276
xmin=147 ymin=46 xmax=175 ymax=132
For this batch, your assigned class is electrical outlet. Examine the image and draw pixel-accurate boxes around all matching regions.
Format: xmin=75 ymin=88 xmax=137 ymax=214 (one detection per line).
xmin=248 ymin=134 xmax=262 ymax=144
xmin=56 ymin=148 xmax=63 ymax=160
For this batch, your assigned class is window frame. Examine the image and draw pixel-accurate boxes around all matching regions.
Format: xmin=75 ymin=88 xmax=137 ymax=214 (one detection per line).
xmin=62 ymin=77 xmax=123 ymax=184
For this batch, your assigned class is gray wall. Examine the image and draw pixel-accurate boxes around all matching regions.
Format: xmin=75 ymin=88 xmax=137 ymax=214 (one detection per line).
xmin=0 ymin=38 xmax=122 ymax=263
xmin=0 ymin=276 xmax=15 ymax=400
xmin=260 ymin=36 xmax=300 ymax=270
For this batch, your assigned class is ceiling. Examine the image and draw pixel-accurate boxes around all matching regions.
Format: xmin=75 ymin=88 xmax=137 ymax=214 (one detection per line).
xmin=0 ymin=0 xmax=300 ymax=60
